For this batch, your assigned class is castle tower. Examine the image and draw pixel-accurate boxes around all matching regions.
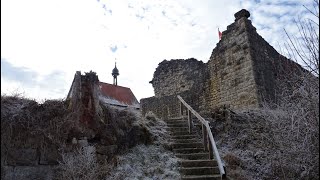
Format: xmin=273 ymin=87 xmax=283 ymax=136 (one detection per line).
xmin=207 ymin=9 xmax=304 ymax=109
xmin=141 ymin=9 xmax=307 ymax=117
xmin=112 ymin=62 xmax=119 ymax=85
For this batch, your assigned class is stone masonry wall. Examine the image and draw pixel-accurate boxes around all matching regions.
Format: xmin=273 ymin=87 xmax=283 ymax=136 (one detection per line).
xmin=67 ymin=71 xmax=103 ymax=131
xmin=246 ymin=22 xmax=308 ymax=104
xmin=141 ymin=90 xmax=203 ymax=119
xmin=206 ymin=13 xmax=259 ymax=110
xmin=150 ymin=58 xmax=207 ymax=97
xmin=141 ymin=9 xmax=312 ymax=118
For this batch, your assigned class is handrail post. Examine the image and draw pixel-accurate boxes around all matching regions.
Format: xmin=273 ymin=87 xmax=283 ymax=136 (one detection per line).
xmin=202 ymin=124 xmax=208 ymax=151
xmin=187 ymin=110 xmax=192 ymax=133
xmin=208 ymin=133 xmax=213 ymax=159
xmin=180 ymin=102 xmax=183 ymax=116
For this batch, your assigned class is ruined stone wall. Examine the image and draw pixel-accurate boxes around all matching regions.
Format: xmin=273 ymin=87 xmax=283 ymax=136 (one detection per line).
xmin=67 ymin=71 xmax=81 ymax=110
xmin=150 ymin=58 xmax=207 ymax=97
xmin=67 ymin=71 xmax=103 ymax=130
xmin=247 ymin=23 xmax=308 ymax=104
xmin=2 ymin=71 xmax=103 ymax=179
xmin=141 ymin=90 xmax=203 ymax=119
xmin=1 ymin=98 xmax=68 ymax=180
xmin=207 ymin=9 xmax=310 ymax=108
xmin=206 ymin=14 xmax=260 ymax=110
xmin=79 ymin=71 xmax=102 ymax=129
xmin=144 ymin=11 xmax=262 ymax=116
xmin=141 ymin=9 xmax=313 ymax=118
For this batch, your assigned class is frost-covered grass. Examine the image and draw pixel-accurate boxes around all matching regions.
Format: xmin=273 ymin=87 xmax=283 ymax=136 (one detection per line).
xmin=215 ymin=108 xmax=319 ymax=179
xmin=58 ymin=146 xmax=101 ymax=180
xmin=105 ymin=111 xmax=180 ymax=180
xmin=105 ymin=144 xmax=179 ymax=180
xmin=211 ymin=71 xmax=319 ymax=179
xmin=214 ymin=85 xmax=319 ymax=179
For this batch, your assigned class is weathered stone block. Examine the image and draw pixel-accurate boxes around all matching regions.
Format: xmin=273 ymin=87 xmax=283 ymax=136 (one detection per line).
xmin=39 ymin=145 xmax=60 ymax=165
xmin=7 ymin=148 xmax=38 ymax=166
xmin=12 ymin=166 xmax=53 ymax=180
xmin=1 ymin=166 xmax=14 ymax=180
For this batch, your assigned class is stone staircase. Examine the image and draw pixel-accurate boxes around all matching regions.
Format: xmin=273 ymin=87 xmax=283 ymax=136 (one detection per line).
xmin=165 ymin=116 xmax=223 ymax=180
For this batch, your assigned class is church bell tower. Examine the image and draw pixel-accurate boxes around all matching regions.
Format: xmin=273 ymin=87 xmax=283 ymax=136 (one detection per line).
xmin=112 ymin=62 xmax=119 ymax=86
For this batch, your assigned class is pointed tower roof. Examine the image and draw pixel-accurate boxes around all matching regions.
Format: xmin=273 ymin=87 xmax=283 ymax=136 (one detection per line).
xmin=112 ymin=62 xmax=119 ymax=76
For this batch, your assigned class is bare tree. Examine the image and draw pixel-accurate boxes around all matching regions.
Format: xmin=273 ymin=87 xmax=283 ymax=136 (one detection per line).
xmin=260 ymin=1 xmax=319 ymax=178
xmin=284 ymin=0 xmax=319 ymax=76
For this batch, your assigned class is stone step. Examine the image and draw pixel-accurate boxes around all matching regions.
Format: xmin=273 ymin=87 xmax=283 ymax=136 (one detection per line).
xmin=173 ymin=147 xmax=205 ymax=154
xmin=181 ymin=174 xmax=221 ymax=180
xmin=167 ymin=127 xmax=189 ymax=132
xmin=166 ymin=119 xmax=187 ymax=123
xmin=171 ymin=130 xmax=196 ymax=136
xmin=171 ymin=138 xmax=200 ymax=143
xmin=171 ymin=134 xmax=199 ymax=139
xmin=176 ymin=153 xmax=209 ymax=160
xmin=172 ymin=143 xmax=203 ymax=149
xmin=167 ymin=126 xmax=189 ymax=130
xmin=167 ymin=120 xmax=188 ymax=123
xmin=167 ymin=116 xmax=186 ymax=121
xmin=179 ymin=159 xmax=218 ymax=168
xmin=167 ymin=123 xmax=188 ymax=127
xmin=167 ymin=121 xmax=188 ymax=127
xmin=180 ymin=166 xmax=220 ymax=176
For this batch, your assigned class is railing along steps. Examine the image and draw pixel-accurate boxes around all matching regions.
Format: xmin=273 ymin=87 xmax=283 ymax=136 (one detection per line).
xmin=167 ymin=115 xmax=225 ymax=180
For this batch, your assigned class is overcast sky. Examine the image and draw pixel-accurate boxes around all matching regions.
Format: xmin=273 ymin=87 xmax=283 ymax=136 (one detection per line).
xmin=1 ymin=0 xmax=318 ymax=102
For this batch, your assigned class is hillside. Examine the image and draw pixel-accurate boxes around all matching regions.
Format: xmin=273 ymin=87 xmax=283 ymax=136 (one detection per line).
xmin=211 ymin=107 xmax=319 ymax=179
xmin=1 ymin=94 xmax=180 ymax=179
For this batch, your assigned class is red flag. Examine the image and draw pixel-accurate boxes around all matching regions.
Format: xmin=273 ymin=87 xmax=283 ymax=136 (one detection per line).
xmin=218 ymin=28 xmax=222 ymax=40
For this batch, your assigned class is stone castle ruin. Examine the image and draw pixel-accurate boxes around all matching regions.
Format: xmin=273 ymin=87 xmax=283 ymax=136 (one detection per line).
xmin=1 ymin=8 xmax=317 ymax=180
xmin=141 ymin=9 xmax=308 ymax=118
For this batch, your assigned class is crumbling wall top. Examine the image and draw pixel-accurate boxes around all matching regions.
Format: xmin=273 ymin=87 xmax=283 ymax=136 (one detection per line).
xmin=234 ymin=9 xmax=250 ymax=21
xmin=150 ymin=58 xmax=207 ymax=97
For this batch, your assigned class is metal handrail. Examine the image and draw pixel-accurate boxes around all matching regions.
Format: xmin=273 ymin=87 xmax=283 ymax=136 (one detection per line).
xmin=177 ymin=95 xmax=226 ymax=178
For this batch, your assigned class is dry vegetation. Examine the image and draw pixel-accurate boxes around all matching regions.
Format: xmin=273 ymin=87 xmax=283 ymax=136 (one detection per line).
xmin=57 ymin=146 xmax=101 ymax=180
xmin=214 ymin=2 xmax=319 ymax=179
xmin=212 ymin=56 xmax=319 ymax=179
xmin=1 ymin=93 xmax=74 ymax=153
xmin=1 ymin=93 xmax=179 ymax=179
xmin=105 ymin=111 xmax=180 ymax=180
xmin=57 ymin=111 xmax=180 ymax=180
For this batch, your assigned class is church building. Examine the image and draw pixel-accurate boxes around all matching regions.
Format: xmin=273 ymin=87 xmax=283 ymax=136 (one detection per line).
xmin=98 ymin=63 xmax=140 ymax=109
xmin=67 ymin=63 xmax=140 ymax=110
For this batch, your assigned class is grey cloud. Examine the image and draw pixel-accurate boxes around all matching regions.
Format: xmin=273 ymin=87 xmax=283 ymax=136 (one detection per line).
xmin=39 ymin=71 xmax=67 ymax=94
xmin=1 ymin=58 xmax=38 ymax=85
xmin=1 ymin=58 xmax=67 ymax=95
